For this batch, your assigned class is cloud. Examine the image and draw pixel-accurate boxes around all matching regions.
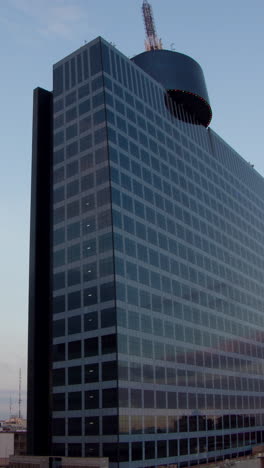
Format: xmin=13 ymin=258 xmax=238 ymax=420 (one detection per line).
xmin=8 ymin=0 xmax=87 ymax=39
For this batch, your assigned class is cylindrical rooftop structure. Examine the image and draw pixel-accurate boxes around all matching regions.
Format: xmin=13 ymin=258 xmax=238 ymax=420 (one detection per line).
xmin=132 ymin=49 xmax=212 ymax=127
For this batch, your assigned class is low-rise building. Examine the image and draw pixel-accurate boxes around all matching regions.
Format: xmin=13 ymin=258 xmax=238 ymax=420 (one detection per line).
xmin=0 ymin=432 xmax=26 ymax=467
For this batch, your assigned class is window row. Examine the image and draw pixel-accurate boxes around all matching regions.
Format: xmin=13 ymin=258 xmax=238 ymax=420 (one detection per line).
xmin=53 ymin=42 xmax=103 ymax=97
xmin=118 ymin=359 xmax=264 ymax=394
xmin=114 ymin=243 xmax=264 ymax=315
xmin=118 ymin=357 xmax=264 ymax=383
xmin=119 ymin=413 xmax=264 ymax=434
xmin=105 ymin=61 xmax=264 ymax=226
xmin=118 ymin=322 xmax=264 ymax=363
xmin=108 ymin=124 xmax=264 ymax=247
xmin=52 ymin=414 xmax=264 ymax=439
xmin=54 ymin=103 xmax=106 ymax=132
xmin=53 ymin=234 xmax=112 ymax=267
xmin=53 ymin=307 xmax=115 ymax=337
xmin=53 ymin=281 xmax=114 ymax=314
xmin=103 ymin=42 xmax=264 ymax=217
xmin=54 ymin=144 xmax=108 ymax=166
xmin=54 ymin=44 xmax=264 ymax=226
xmin=53 ymin=334 xmax=116 ymax=361
xmin=112 ymin=181 xmax=264 ymax=286
xmin=52 ymin=360 xmax=117 ymax=385
xmin=53 ymin=258 xmax=113 ymax=290
xmin=118 ymin=310 xmax=264 ymax=361
xmin=115 ymin=282 xmax=264 ymax=354
xmin=53 ymin=207 xmax=110 ymax=233
xmin=54 ymin=182 xmax=110 ymax=208
xmin=54 ymin=217 xmax=111 ymax=246
xmin=54 ymin=163 xmax=109 ymax=189
xmin=54 ymin=116 xmax=105 ymax=149
xmin=53 ymin=385 xmax=264 ymax=414
xmin=119 ymin=236 xmax=264 ymax=328
xmin=111 ymin=166 xmax=264 ymax=280
xmin=53 ymin=189 xmax=110 ymax=224
xmin=51 ymin=439 xmax=256 ymax=463
xmin=116 ymin=301 xmax=262 ymax=350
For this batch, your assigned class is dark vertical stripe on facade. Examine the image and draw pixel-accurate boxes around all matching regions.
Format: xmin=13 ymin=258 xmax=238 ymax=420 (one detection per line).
xmin=27 ymin=87 xmax=53 ymax=455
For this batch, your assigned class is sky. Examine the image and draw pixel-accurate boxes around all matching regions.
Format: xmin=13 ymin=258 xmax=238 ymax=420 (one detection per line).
xmin=0 ymin=0 xmax=263 ymax=419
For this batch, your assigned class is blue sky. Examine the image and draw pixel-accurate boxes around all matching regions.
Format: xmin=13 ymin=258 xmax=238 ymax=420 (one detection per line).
xmin=0 ymin=0 xmax=263 ymax=419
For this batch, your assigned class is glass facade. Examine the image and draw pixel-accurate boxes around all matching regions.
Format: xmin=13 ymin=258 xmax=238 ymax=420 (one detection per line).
xmin=50 ymin=37 xmax=264 ymax=467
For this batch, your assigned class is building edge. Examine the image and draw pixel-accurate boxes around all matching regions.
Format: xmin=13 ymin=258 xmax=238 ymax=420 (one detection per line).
xmin=27 ymin=87 xmax=53 ymax=455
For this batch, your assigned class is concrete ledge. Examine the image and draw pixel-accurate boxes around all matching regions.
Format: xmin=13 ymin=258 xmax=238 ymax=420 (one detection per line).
xmin=9 ymin=456 xmax=108 ymax=468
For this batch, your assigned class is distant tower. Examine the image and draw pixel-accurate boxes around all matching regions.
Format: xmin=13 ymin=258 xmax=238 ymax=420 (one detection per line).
xmin=9 ymin=396 xmax=12 ymax=418
xmin=18 ymin=368 xmax=22 ymax=418
xmin=142 ymin=0 xmax=162 ymax=51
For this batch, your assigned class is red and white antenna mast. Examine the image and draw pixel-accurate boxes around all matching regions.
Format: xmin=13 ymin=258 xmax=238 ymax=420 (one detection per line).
xmin=142 ymin=0 xmax=163 ymax=51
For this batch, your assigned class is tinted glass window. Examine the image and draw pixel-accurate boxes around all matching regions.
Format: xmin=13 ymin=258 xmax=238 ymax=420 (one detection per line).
xmin=84 ymin=311 xmax=98 ymax=331
xmin=85 ymin=416 xmax=99 ymax=435
xmin=84 ymin=337 xmax=98 ymax=357
xmin=102 ymin=360 xmax=117 ymax=381
xmin=68 ymin=340 xmax=81 ymax=360
xmin=68 ymin=392 xmax=82 ymax=410
xmin=68 ymin=316 xmax=81 ymax=335
xmin=53 ymin=368 xmax=65 ymax=386
xmin=85 ymin=390 xmax=99 ymax=409
xmin=68 ymin=291 xmax=81 ymax=310
xmin=85 ymin=363 xmax=99 ymax=383
xmin=103 ymin=416 xmax=118 ymax=435
xmin=68 ymin=366 xmax=82 ymax=385
xmin=101 ymin=334 xmax=117 ymax=354
xmin=53 ymin=319 xmax=65 ymax=338
xmin=53 ymin=343 xmax=65 ymax=361
xmin=101 ymin=307 xmax=116 ymax=328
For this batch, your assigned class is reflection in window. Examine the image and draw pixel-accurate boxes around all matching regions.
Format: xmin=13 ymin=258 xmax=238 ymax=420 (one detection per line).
xmin=84 ymin=311 xmax=98 ymax=331
xmin=85 ymin=417 xmax=99 ymax=435
xmin=85 ymin=390 xmax=99 ymax=409
xmin=84 ymin=363 xmax=98 ymax=383
xmin=131 ymin=416 xmax=142 ymax=434
xmin=83 ymin=286 xmax=97 ymax=306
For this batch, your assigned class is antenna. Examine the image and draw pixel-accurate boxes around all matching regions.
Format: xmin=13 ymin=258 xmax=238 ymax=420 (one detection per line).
xmin=142 ymin=0 xmax=163 ymax=51
xmin=18 ymin=368 xmax=22 ymax=419
xmin=9 ymin=395 xmax=12 ymax=418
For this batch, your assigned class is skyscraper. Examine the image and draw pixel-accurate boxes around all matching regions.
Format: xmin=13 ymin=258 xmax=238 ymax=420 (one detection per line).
xmin=28 ymin=34 xmax=264 ymax=468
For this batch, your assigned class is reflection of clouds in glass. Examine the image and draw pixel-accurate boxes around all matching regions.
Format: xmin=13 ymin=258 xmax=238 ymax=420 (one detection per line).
xmin=130 ymin=415 xmax=142 ymax=434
